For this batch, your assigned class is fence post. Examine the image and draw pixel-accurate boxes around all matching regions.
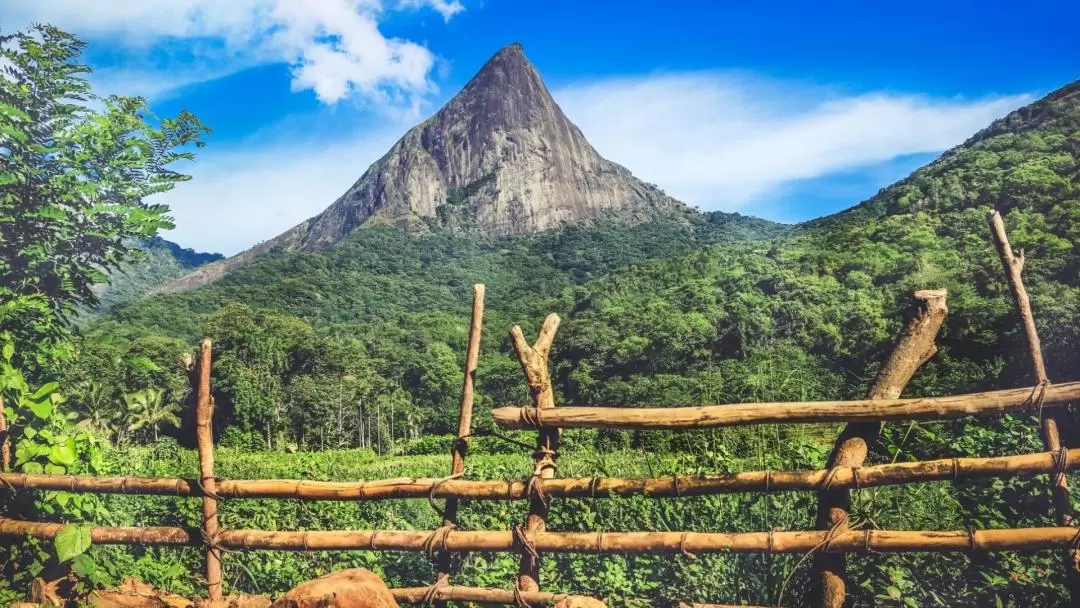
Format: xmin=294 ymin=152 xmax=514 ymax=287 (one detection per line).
xmin=433 ymin=284 xmax=485 ymax=603
xmin=510 ymin=313 xmax=561 ymax=593
xmin=0 ymin=396 xmax=9 ymax=471
xmin=813 ymin=289 xmax=947 ymax=608
xmin=989 ymin=208 xmax=1080 ymax=601
xmin=195 ymin=339 xmax=223 ymax=602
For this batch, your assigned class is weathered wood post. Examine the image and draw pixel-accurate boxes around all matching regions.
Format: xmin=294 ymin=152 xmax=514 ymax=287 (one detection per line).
xmin=195 ymin=339 xmax=223 ymax=602
xmin=0 ymin=396 xmax=9 ymax=471
xmin=510 ymin=313 xmax=560 ymax=593
xmin=989 ymin=208 xmax=1080 ymax=602
xmin=813 ymin=289 xmax=948 ymax=608
xmin=433 ymin=284 xmax=485 ymax=603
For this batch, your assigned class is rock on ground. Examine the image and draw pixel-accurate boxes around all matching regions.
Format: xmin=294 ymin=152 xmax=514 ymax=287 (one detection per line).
xmin=89 ymin=578 xmax=193 ymax=608
xmin=271 ymin=569 xmax=397 ymax=608
xmin=554 ymin=598 xmax=606 ymax=608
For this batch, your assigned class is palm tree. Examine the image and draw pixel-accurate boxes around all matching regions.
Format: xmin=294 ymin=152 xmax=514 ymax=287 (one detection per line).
xmin=124 ymin=388 xmax=181 ymax=442
xmin=75 ymin=381 xmax=120 ymax=440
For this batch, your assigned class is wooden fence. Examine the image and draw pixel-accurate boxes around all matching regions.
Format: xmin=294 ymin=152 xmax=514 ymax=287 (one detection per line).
xmin=1 ymin=209 xmax=1078 ymax=607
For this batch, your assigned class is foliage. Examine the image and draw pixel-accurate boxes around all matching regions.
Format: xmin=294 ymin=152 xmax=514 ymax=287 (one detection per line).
xmin=0 ymin=337 xmax=110 ymax=590
xmin=124 ymin=388 xmax=181 ymax=442
xmin=0 ymin=24 xmax=208 ymax=363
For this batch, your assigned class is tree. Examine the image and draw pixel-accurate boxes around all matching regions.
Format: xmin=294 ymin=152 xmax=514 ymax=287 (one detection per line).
xmin=0 ymin=25 xmax=208 ymax=357
xmin=123 ymin=388 xmax=180 ymax=442
xmin=72 ymin=380 xmax=119 ymax=439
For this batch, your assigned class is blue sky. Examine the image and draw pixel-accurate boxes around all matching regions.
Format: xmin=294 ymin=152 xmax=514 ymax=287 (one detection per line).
xmin=4 ymin=0 xmax=1078 ymax=254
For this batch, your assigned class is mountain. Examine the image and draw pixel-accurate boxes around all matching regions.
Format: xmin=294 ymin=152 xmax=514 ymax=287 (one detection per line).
xmin=88 ymin=238 xmax=223 ymax=313
xmin=156 ymin=43 xmax=688 ymax=295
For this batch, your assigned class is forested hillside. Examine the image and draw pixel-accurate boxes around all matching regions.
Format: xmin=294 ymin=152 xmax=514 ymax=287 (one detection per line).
xmin=79 ymin=80 xmax=1080 ymax=453
xmin=89 ymin=238 xmax=222 ymax=313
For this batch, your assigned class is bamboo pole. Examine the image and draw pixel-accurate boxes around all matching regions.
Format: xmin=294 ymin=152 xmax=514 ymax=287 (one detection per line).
xmin=195 ymin=340 xmax=222 ymax=601
xmin=814 ymin=289 xmax=948 ymax=608
xmin=3 ymin=518 xmax=1080 ymax=555
xmin=492 ymin=381 xmax=1080 ymax=431
xmin=433 ymin=284 xmax=485 ymax=601
xmin=7 ymin=448 xmax=1080 ymax=501
xmin=511 ymin=313 xmax=561 ymax=593
xmin=989 ymin=208 xmax=1080 ymax=601
xmin=393 ymin=586 xmax=580 ymax=606
xmin=10 ymin=447 xmax=1080 ymax=501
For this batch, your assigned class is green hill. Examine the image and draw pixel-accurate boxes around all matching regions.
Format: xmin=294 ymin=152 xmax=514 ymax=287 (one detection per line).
xmin=88 ymin=238 xmax=223 ymax=313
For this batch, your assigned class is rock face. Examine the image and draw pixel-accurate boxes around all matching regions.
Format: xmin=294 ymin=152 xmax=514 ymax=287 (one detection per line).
xmin=155 ymin=43 xmax=684 ymax=295
xmin=271 ymin=569 xmax=397 ymax=608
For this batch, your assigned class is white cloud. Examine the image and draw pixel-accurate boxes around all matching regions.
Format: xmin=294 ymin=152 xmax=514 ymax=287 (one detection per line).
xmin=399 ymin=0 xmax=465 ymax=21
xmin=157 ymin=125 xmax=407 ymax=255
xmin=553 ymin=73 xmax=1032 ymax=213
xmin=1 ymin=0 xmax=463 ymax=105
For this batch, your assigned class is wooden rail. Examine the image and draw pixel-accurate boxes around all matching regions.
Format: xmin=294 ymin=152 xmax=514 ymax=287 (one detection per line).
xmin=3 ymin=518 xmax=1079 ymax=554
xmin=492 ymin=382 xmax=1080 ymax=430
xmin=4 ymin=448 xmax=1080 ymax=500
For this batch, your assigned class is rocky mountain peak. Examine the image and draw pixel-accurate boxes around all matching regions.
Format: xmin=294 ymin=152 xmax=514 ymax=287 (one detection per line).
xmin=154 ymin=44 xmax=686 ymax=295
xmin=450 ymin=42 xmax=550 ymax=131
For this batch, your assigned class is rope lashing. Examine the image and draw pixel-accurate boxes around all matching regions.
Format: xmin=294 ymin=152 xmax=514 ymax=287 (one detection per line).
xmin=419 ymin=577 xmax=449 ymax=606
xmin=679 ymin=531 xmax=698 ymax=560
xmin=199 ymin=528 xmax=234 ymax=554
xmin=423 ymin=523 xmax=456 ymax=562
xmin=589 ymin=476 xmax=602 ymax=497
xmin=1027 ymin=379 xmax=1050 ymax=418
xmin=525 ymin=447 xmax=557 ymax=507
xmin=427 ymin=471 xmax=465 ymax=515
xmin=775 ymin=515 xmax=851 ymax=608
xmin=512 ymin=586 xmax=530 ymax=608
xmin=820 ymin=466 xmax=842 ymax=491
xmin=196 ymin=475 xmax=227 ymax=501
xmin=518 ymin=407 xmax=544 ymax=429
xmin=1054 ymin=446 xmax=1071 ymax=489
xmin=1070 ymin=528 xmax=1080 ymax=573
xmin=512 ymin=524 xmax=541 ymax=563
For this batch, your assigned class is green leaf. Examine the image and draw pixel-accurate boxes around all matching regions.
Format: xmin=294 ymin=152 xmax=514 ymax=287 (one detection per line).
xmin=31 ymin=381 xmax=59 ymax=400
xmin=71 ymin=553 xmax=97 ymax=577
xmin=48 ymin=439 xmax=76 ymax=466
xmin=55 ymin=524 xmax=92 ymax=562
xmin=28 ymin=398 xmax=52 ymax=420
xmin=2 ymin=342 xmax=13 ymax=361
